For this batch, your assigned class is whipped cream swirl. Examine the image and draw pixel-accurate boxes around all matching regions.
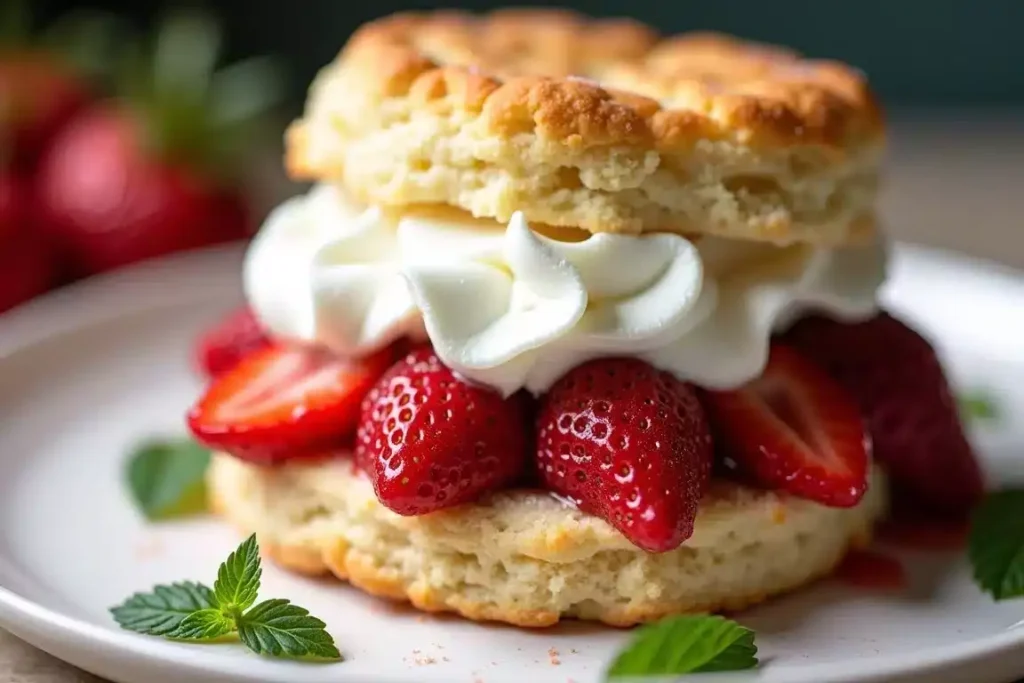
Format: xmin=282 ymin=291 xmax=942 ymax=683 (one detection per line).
xmin=244 ymin=184 xmax=887 ymax=396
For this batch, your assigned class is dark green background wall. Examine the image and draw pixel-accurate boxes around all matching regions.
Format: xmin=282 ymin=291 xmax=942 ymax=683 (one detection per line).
xmin=40 ymin=0 xmax=1024 ymax=107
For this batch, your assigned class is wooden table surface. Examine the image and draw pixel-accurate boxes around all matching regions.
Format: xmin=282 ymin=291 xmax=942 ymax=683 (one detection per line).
xmin=2 ymin=112 xmax=1023 ymax=683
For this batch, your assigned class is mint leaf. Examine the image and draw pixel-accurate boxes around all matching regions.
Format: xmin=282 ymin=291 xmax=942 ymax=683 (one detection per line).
xmin=606 ymin=615 xmax=757 ymax=679
xmin=170 ymin=608 xmax=235 ymax=640
xmin=969 ymin=489 xmax=1024 ymax=600
xmin=959 ymin=390 xmax=1001 ymax=424
xmin=110 ymin=581 xmax=216 ymax=636
xmin=214 ymin=534 xmax=261 ymax=612
xmin=236 ymin=599 xmax=341 ymax=660
xmin=126 ymin=438 xmax=210 ymax=520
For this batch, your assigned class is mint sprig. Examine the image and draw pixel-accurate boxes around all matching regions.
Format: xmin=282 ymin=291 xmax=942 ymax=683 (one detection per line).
xmin=110 ymin=535 xmax=341 ymax=661
xmin=606 ymin=615 xmax=757 ymax=679
xmin=969 ymin=490 xmax=1024 ymax=601
xmin=126 ymin=438 xmax=211 ymax=520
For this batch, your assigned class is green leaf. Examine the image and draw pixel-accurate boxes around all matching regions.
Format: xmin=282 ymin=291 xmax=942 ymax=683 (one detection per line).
xmin=0 ymin=0 xmax=30 ymax=46
xmin=126 ymin=438 xmax=211 ymax=521
xmin=605 ymin=615 xmax=757 ymax=679
xmin=169 ymin=608 xmax=235 ymax=640
xmin=41 ymin=10 xmax=131 ymax=83
xmin=110 ymin=582 xmax=217 ymax=636
xmin=959 ymin=389 xmax=1001 ymax=424
xmin=152 ymin=8 xmax=221 ymax=100
xmin=209 ymin=56 xmax=286 ymax=129
xmin=214 ymin=534 xmax=261 ymax=612
xmin=969 ymin=489 xmax=1024 ymax=600
xmin=236 ymin=599 xmax=341 ymax=661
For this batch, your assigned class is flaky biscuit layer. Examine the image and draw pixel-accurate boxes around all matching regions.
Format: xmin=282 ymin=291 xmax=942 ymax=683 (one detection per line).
xmin=209 ymin=454 xmax=887 ymax=627
xmin=287 ymin=9 xmax=884 ymax=244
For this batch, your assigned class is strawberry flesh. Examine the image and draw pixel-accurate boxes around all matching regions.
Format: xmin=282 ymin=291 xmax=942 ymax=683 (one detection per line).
xmin=701 ymin=343 xmax=870 ymax=508
xmin=782 ymin=312 xmax=984 ymax=514
xmin=188 ymin=344 xmax=393 ymax=464
xmin=195 ymin=306 xmax=272 ymax=378
xmin=355 ymin=347 xmax=530 ymax=515
xmin=536 ymin=358 xmax=713 ymax=553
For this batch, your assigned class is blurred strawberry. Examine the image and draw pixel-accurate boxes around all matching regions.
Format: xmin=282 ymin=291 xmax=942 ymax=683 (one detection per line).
xmin=0 ymin=1 xmax=126 ymax=170
xmin=0 ymin=172 xmax=55 ymax=313
xmin=0 ymin=54 xmax=89 ymax=169
xmin=35 ymin=9 xmax=282 ymax=276
xmin=0 ymin=172 xmax=28 ymax=241
xmin=37 ymin=105 xmax=252 ymax=275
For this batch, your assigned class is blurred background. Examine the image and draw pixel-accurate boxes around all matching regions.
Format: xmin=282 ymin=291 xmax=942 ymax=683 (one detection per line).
xmin=2 ymin=0 xmax=1023 ymax=317
xmin=37 ymin=0 xmax=1024 ymax=108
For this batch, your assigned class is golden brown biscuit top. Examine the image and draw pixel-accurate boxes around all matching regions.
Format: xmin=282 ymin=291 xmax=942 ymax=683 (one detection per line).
xmin=335 ymin=8 xmax=884 ymax=150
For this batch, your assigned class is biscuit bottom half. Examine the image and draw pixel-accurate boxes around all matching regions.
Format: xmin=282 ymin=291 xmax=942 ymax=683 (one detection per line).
xmin=209 ymin=453 xmax=887 ymax=627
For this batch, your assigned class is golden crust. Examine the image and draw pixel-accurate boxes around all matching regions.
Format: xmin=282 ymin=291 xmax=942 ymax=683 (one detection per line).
xmin=209 ymin=453 xmax=888 ymax=628
xmin=338 ymin=10 xmax=880 ymax=147
xmin=286 ymin=9 xmax=884 ymax=243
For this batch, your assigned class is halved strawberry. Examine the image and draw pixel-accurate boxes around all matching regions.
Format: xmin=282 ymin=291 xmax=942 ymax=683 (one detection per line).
xmin=194 ymin=306 xmax=271 ymax=378
xmin=355 ymin=347 xmax=531 ymax=516
xmin=701 ymin=343 xmax=871 ymax=507
xmin=187 ymin=345 xmax=394 ymax=464
xmin=536 ymin=358 xmax=713 ymax=553
xmin=782 ymin=312 xmax=984 ymax=515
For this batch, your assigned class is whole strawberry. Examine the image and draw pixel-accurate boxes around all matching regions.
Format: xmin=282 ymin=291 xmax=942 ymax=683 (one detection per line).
xmin=35 ymin=10 xmax=280 ymax=276
xmin=0 ymin=54 xmax=88 ymax=169
xmin=783 ymin=312 xmax=984 ymax=515
xmin=355 ymin=347 xmax=530 ymax=516
xmin=0 ymin=172 xmax=55 ymax=313
xmin=38 ymin=105 xmax=251 ymax=275
xmin=535 ymin=358 xmax=713 ymax=553
xmin=0 ymin=2 xmax=129 ymax=170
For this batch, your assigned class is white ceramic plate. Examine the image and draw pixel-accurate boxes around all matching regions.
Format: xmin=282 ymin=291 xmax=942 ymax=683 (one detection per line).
xmin=0 ymin=244 xmax=1023 ymax=683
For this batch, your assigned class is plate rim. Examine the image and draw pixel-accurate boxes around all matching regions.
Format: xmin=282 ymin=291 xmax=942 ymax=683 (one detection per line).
xmin=0 ymin=242 xmax=1022 ymax=683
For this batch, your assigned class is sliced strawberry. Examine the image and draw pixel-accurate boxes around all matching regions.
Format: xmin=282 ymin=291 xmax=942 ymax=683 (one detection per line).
xmin=194 ymin=306 xmax=271 ymax=378
xmin=355 ymin=347 xmax=530 ymax=515
xmin=187 ymin=345 xmax=393 ymax=464
xmin=783 ymin=312 xmax=984 ymax=514
xmin=536 ymin=358 xmax=713 ymax=553
xmin=701 ymin=343 xmax=870 ymax=508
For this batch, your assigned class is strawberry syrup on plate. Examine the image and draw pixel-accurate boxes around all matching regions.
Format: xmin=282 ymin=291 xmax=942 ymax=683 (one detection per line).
xmin=836 ymin=550 xmax=908 ymax=590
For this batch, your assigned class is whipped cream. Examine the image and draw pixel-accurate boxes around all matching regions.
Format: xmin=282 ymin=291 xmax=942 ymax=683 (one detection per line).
xmin=244 ymin=184 xmax=887 ymax=396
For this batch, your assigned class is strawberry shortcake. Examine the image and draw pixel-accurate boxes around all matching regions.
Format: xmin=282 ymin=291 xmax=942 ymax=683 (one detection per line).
xmin=189 ymin=9 xmax=982 ymax=627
